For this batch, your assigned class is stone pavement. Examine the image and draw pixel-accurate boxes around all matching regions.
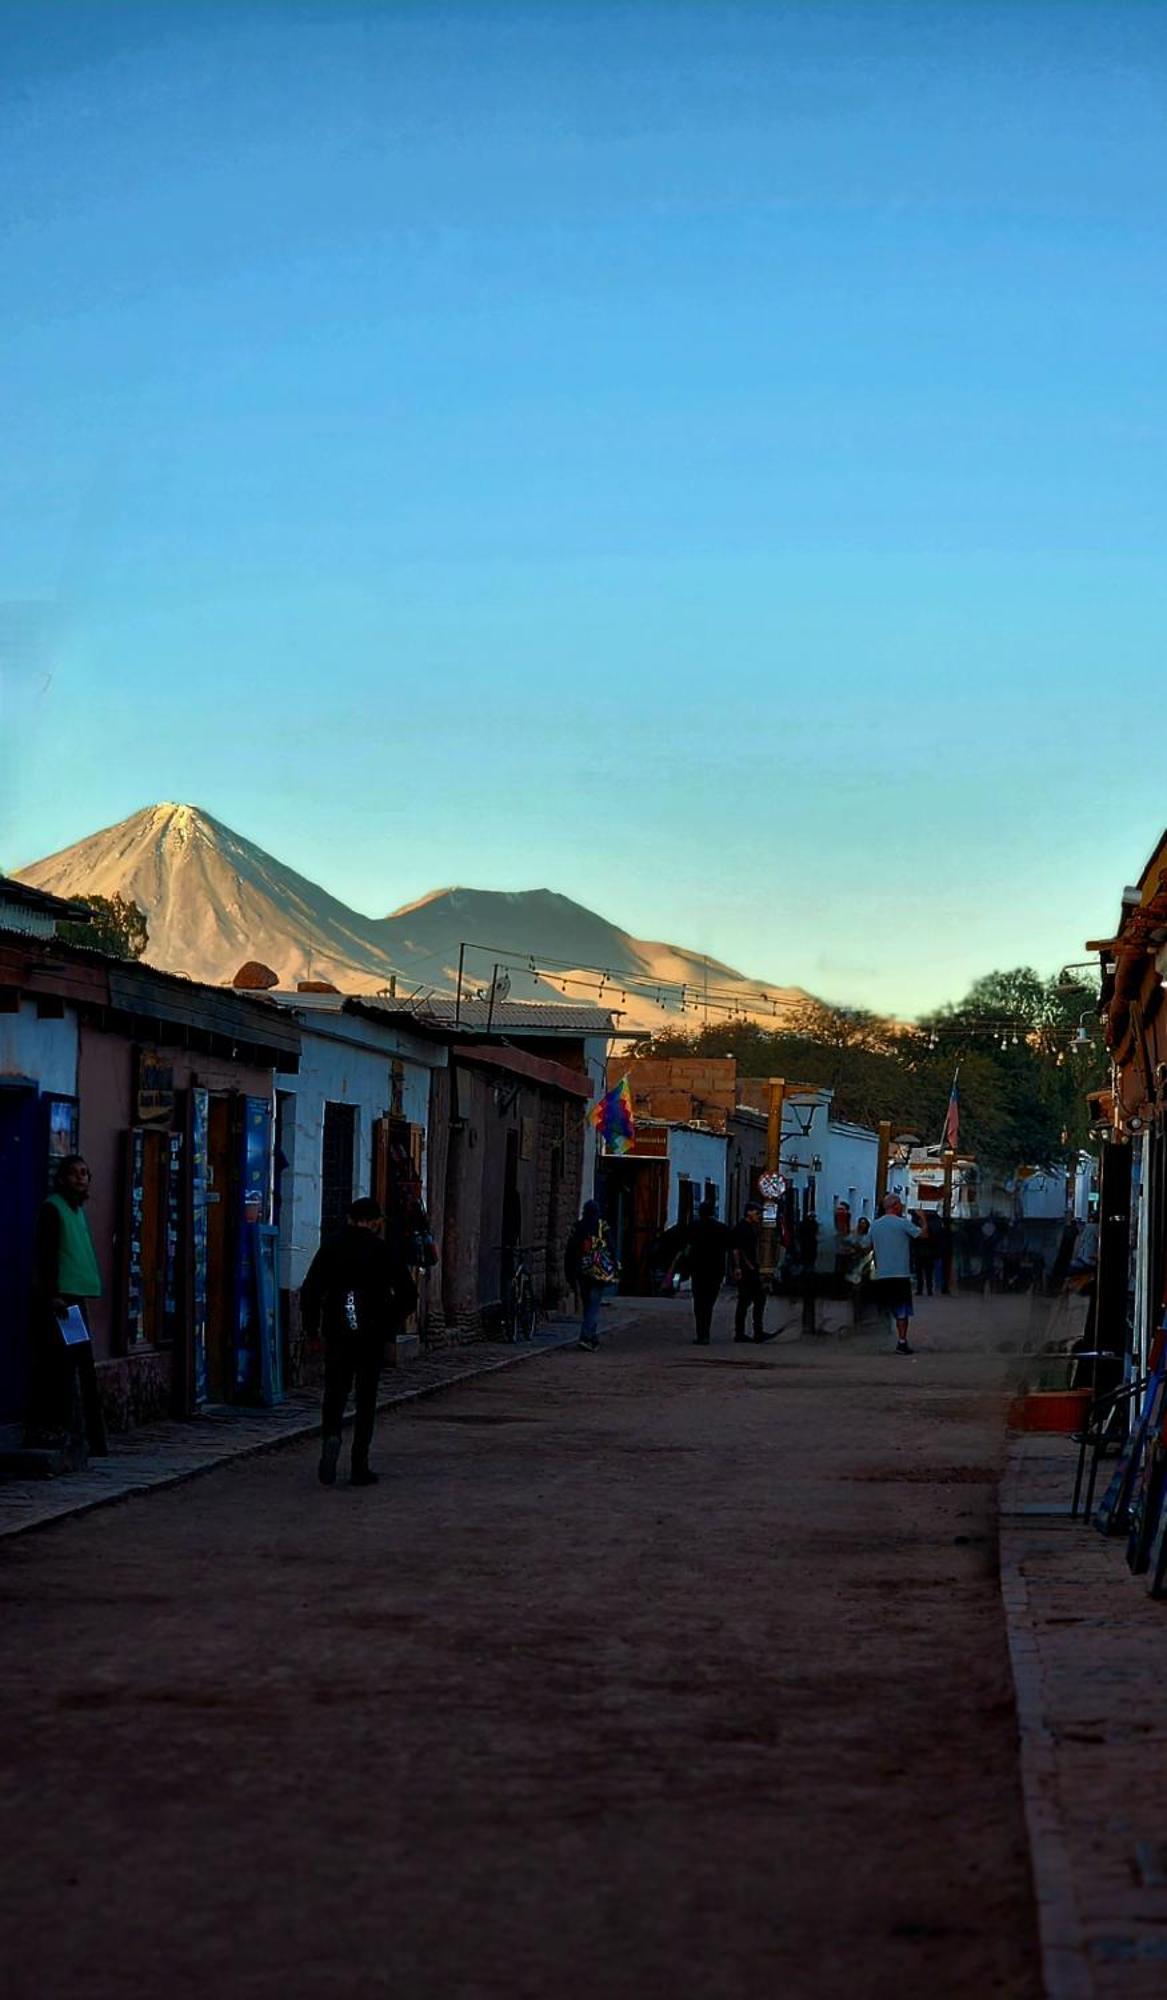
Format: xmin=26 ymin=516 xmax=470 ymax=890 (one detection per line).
xmin=0 ymin=1302 xmax=637 ymax=1542
xmin=1001 ymin=1427 xmax=1167 ymax=2000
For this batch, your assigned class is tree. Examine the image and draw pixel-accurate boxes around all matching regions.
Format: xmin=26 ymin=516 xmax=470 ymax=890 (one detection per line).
xmin=59 ymin=893 xmax=149 ymax=961
xmin=916 ymin=968 xmax=1105 ymax=1175
xmin=635 ymin=965 xmax=1106 ymax=1179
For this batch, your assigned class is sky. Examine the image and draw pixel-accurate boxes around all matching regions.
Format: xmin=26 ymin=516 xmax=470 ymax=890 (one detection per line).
xmin=1 ymin=0 xmax=1164 ymax=1017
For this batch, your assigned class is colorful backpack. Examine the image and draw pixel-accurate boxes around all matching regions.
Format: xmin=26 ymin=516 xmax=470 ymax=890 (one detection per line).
xmin=580 ymin=1224 xmax=619 ymax=1284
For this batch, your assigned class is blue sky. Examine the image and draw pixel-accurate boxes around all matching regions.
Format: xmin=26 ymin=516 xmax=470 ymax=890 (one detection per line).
xmin=2 ymin=0 xmax=1164 ymax=1014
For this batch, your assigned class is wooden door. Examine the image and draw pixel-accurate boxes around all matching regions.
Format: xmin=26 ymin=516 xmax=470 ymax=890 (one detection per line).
xmin=321 ymin=1101 xmax=355 ymax=1242
xmin=204 ymin=1095 xmax=233 ymax=1401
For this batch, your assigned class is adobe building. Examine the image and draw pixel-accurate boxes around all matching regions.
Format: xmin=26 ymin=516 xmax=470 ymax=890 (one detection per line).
xmin=599 ymin=1056 xmax=731 ymax=1292
xmin=0 ymin=886 xmax=299 ymax=1429
xmin=360 ymin=998 xmax=614 ymax=1338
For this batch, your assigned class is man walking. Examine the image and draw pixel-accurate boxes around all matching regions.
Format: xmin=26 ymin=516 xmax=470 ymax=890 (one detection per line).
xmin=730 ymin=1198 xmax=768 ymax=1344
xmin=26 ymin=1154 xmax=109 ymax=1455
xmin=301 ymin=1196 xmax=417 ymax=1487
xmin=685 ymin=1199 xmax=730 ymax=1344
xmin=870 ymin=1194 xmax=923 ymax=1354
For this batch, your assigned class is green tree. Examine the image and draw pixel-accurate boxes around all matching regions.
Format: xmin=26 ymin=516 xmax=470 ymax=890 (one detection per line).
xmin=58 ymin=893 xmax=149 ymax=961
xmin=917 ymin=967 xmax=1104 ymax=1175
xmin=636 ymin=966 xmax=1106 ymax=1179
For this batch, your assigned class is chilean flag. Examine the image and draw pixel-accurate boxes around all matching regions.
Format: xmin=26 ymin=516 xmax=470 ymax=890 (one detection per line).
xmin=942 ymin=1072 xmax=960 ymax=1154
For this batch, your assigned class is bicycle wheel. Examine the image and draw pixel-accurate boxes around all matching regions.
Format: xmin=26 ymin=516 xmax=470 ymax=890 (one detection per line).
xmin=516 ymin=1275 xmax=538 ymax=1340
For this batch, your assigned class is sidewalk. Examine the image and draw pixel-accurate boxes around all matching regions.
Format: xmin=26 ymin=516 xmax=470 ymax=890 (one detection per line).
xmin=1000 ymin=1428 xmax=1167 ymax=2000
xmin=0 ymin=1302 xmax=637 ymax=1542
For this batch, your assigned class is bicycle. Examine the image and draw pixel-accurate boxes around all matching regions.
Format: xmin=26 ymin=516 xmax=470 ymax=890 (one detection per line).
xmin=503 ymin=1244 xmax=542 ymax=1342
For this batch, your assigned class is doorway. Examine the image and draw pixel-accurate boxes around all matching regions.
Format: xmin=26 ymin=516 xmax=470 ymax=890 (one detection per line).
xmin=500 ymin=1126 xmax=521 ymax=1311
xmin=545 ymin=1141 xmax=564 ymax=1305
xmin=0 ymin=1086 xmax=41 ymax=1422
xmin=321 ymin=1101 xmax=356 ymax=1243
xmin=203 ymin=1095 xmax=234 ymax=1402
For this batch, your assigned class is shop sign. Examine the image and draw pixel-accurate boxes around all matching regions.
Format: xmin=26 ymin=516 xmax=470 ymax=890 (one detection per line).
xmin=630 ymin=1128 xmax=668 ymax=1157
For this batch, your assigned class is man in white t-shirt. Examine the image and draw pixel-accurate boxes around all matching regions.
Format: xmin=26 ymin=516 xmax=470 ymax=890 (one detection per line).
xmin=870 ymin=1194 xmax=923 ymax=1354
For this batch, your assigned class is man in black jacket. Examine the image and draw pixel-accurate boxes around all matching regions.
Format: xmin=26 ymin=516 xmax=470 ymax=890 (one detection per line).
xmin=301 ymin=1197 xmax=418 ymax=1488
xmin=685 ymin=1199 xmax=730 ymax=1344
xmin=730 ymin=1199 xmax=768 ymax=1343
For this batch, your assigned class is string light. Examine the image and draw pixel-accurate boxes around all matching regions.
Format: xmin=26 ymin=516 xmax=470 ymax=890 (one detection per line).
xmin=452 ymin=938 xmax=1096 ymax=1040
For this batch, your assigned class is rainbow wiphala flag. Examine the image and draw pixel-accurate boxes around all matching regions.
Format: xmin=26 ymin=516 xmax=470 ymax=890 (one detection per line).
xmin=590 ymin=1077 xmax=635 ymax=1154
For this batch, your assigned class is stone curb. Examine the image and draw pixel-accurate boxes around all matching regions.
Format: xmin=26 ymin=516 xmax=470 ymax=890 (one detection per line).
xmin=1000 ymin=1439 xmax=1095 ymax=2000
xmin=0 ymin=1309 xmax=638 ymax=1544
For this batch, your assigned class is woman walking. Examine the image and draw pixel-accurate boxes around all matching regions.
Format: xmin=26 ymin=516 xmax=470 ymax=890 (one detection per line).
xmin=564 ymin=1200 xmax=618 ymax=1350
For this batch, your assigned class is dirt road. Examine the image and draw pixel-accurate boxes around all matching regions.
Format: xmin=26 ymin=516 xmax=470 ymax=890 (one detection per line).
xmin=0 ymin=1292 xmax=1041 ymax=1999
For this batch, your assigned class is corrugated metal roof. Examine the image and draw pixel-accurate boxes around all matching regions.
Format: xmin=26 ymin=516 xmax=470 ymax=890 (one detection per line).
xmin=0 ymin=875 xmax=92 ymax=921
xmin=106 ymin=963 xmax=301 ymax=1060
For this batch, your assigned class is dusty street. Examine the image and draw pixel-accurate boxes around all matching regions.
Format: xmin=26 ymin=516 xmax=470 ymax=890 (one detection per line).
xmin=0 ymin=1293 xmax=1041 ymax=2000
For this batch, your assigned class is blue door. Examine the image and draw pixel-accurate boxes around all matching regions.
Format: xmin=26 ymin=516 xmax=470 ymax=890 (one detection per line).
xmin=0 ymin=1087 xmax=43 ymax=1421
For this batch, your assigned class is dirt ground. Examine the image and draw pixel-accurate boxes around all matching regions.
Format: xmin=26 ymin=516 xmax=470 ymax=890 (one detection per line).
xmin=0 ymin=1291 xmax=1042 ymax=2000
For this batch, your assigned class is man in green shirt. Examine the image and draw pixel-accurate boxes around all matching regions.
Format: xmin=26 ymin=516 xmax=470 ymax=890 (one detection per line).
xmin=26 ymin=1155 xmax=109 ymax=1455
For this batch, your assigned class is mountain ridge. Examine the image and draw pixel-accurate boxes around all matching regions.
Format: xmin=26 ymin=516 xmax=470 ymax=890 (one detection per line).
xmin=15 ymin=803 xmax=807 ymax=1026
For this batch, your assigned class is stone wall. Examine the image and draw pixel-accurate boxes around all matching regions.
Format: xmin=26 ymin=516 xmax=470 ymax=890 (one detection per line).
xmin=96 ymin=1350 xmax=171 ymax=1432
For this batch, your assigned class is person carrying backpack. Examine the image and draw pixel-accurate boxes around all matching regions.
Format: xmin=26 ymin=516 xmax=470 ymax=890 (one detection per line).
xmin=564 ymin=1199 xmax=619 ymax=1351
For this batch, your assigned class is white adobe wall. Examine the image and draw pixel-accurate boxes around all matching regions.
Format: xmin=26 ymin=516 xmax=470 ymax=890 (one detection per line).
xmin=280 ymin=1022 xmax=434 ymax=1292
xmin=1073 ymin=1153 xmax=1097 ymax=1223
xmin=779 ymin=1095 xmax=829 ymax=1210
xmin=0 ymin=999 xmax=79 ymax=1097
xmin=666 ymin=1127 xmax=728 ymax=1223
xmin=822 ymin=1123 xmax=879 ymax=1222
xmin=1015 ymin=1170 xmax=1069 ymax=1220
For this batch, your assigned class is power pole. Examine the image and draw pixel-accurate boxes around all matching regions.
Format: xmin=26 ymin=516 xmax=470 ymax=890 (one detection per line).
xmin=875 ymin=1120 xmax=892 ymax=1209
xmin=760 ymin=1076 xmax=786 ymax=1276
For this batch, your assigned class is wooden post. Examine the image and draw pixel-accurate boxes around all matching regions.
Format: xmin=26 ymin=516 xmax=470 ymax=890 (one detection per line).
xmin=760 ymin=1077 xmax=785 ymax=1277
xmin=875 ymin=1120 xmax=892 ymax=1209
xmin=766 ymin=1077 xmax=785 ymax=1174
